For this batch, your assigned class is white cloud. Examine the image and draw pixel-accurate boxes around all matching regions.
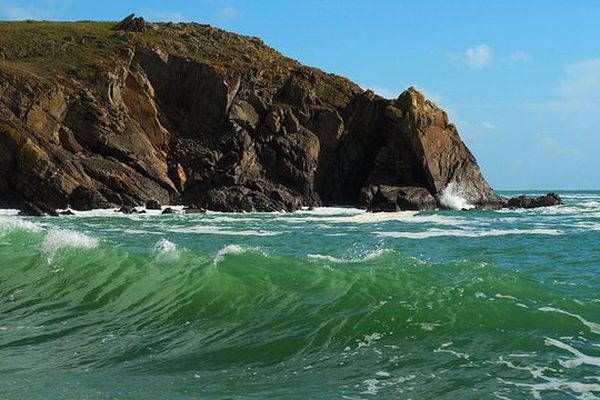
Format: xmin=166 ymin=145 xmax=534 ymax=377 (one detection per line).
xmin=558 ymin=59 xmax=600 ymax=103
xmin=1 ymin=5 xmax=53 ymax=20
xmin=526 ymin=58 xmax=600 ymax=113
xmin=217 ymin=5 xmax=239 ymax=23
xmin=456 ymin=120 xmax=497 ymax=139
xmin=464 ymin=44 xmax=493 ymax=69
xmin=503 ymin=50 xmax=533 ymax=64
xmin=534 ymin=135 xmax=583 ymax=159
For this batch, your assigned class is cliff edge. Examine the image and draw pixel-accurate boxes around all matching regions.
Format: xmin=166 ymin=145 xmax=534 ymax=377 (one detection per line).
xmin=0 ymin=16 xmax=505 ymax=212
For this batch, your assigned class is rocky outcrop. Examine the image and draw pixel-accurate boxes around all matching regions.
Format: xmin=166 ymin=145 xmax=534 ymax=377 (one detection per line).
xmin=112 ymin=14 xmax=153 ymax=33
xmin=507 ymin=193 xmax=562 ymax=209
xmin=0 ymin=17 xmax=507 ymax=212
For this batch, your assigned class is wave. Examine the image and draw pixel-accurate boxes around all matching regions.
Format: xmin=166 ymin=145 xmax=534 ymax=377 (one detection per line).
xmin=0 ymin=216 xmax=43 ymax=235
xmin=152 ymin=238 xmax=180 ymax=263
xmin=41 ymin=228 xmax=99 ymax=262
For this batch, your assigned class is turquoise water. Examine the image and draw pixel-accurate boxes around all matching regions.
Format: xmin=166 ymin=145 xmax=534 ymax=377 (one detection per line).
xmin=0 ymin=191 xmax=599 ymax=399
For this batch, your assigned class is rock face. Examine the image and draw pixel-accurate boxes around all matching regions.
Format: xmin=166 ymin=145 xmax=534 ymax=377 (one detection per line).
xmin=507 ymin=193 xmax=562 ymax=209
xmin=0 ymin=18 xmax=506 ymax=212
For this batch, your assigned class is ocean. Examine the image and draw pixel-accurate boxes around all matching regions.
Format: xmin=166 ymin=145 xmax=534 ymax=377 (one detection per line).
xmin=0 ymin=191 xmax=599 ymax=399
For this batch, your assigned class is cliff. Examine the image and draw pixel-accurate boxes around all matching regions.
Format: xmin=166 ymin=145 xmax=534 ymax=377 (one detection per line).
xmin=0 ymin=16 xmax=505 ymax=212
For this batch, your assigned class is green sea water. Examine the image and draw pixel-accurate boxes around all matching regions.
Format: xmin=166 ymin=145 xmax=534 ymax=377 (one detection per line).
xmin=0 ymin=191 xmax=599 ymax=399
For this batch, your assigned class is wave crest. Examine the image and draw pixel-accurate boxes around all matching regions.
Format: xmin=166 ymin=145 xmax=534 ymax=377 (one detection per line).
xmin=42 ymin=228 xmax=98 ymax=262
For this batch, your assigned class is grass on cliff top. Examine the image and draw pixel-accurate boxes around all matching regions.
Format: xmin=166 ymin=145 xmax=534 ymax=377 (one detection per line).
xmin=0 ymin=20 xmax=361 ymax=95
xmin=0 ymin=21 xmax=122 ymax=79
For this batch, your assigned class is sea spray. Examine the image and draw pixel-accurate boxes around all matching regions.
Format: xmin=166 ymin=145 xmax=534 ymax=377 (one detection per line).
xmin=152 ymin=238 xmax=180 ymax=263
xmin=41 ymin=228 xmax=98 ymax=262
xmin=439 ymin=181 xmax=474 ymax=210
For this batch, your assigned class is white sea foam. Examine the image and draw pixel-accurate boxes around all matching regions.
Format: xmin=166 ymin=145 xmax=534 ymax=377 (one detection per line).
xmin=544 ymin=337 xmax=600 ymax=368
xmin=279 ymin=210 xmax=468 ymax=226
xmin=0 ymin=216 xmax=43 ymax=235
xmin=498 ymin=355 xmax=600 ymax=399
xmin=168 ymin=225 xmax=283 ymax=236
xmin=375 ymin=228 xmax=562 ymax=239
xmin=152 ymin=239 xmax=180 ymax=263
xmin=0 ymin=209 xmax=20 ymax=216
xmin=439 ymin=181 xmax=474 ymax=210
xmin=42 ymin=228 xmax=98 ymax=262
xmin=434 ymin=342 xmax=470 ymax=359
xmin=539 ymin=307 xmax=600 ymax=335
xmin=214 ymin=244 xmax=264 ymax=263
xmin=307 ymin=249 xmax=390 ymax=263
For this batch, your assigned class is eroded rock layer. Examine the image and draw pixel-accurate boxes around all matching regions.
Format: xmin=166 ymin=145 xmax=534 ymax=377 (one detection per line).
xmin=0 ymin=18 xmax=505 ymax=211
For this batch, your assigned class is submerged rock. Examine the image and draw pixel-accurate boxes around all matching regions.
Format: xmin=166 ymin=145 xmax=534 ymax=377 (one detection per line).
xmin=161 ymin=207 xmax=175 ymax=214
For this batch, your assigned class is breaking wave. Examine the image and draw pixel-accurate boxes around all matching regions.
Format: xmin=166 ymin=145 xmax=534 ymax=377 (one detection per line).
xmin=439 ymin=181 xmax=474 ymax=210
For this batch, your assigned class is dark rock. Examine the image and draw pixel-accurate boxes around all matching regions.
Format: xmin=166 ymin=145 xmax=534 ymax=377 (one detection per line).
xmin=161 ymin=207 xmax=175 ymax=214
xmin=368 ymin=186 xmax=437 ymax=212
xmin=69 ymin=186 xmax=116 ymax=211
xmin=184 ymin=206 xmax=206 ymax=214
xmin=118 ymin=205 xmax=137 ymax=214
xmin=18 ymin=201 xmax=58 ymax=217
xmin=507 ymin=193 xmax=562 ymax=209
xmin=145 ymin=199 xmax=161 ymax=210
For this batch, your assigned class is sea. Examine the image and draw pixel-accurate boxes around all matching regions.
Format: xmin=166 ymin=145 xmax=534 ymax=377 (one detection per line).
xmin=0 ymin=191 xmax=598 ymax=399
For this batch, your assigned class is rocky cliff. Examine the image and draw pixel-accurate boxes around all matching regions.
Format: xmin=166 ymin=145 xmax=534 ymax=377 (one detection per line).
xmin=0 ymin=16 xmax=505 ymax=212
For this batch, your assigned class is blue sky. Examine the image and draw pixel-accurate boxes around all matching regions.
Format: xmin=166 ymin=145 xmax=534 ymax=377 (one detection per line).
xmin=1 ymin=0 xmax=599 ymax=189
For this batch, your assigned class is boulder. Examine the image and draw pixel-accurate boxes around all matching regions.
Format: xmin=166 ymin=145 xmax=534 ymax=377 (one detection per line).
xmin=118 ymin=205 xmax=137 ymax=214
xmin=368 ymin=185 xmax=437 ymax=212
xmin=145 ymin=199 xmax=161 ymax=210
xmin=507 ymin=193 xmax=562 ymax=209
xmin=161 ymin=207 xmax=175 ymax=214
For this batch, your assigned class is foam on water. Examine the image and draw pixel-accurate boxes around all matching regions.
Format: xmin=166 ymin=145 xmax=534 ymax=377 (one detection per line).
xmin=213 ymin=244 xmax=266 ymax=264
xmin=168 ymin=225 xmax=284 ymax=236
xmin=539 ymin=307 xmax=600 ymax=335
xmin=307 ymin=248 xmax=390 ymax=263
xmin=544 ymin=338 xmax=600 ymax=368
xmin=0 ymin=216 xmax=43 ymax=234
xmin=41 ymin=228 xmax=99 ymax=262
xmin=375 ymin=228 xmax=562 ymax=239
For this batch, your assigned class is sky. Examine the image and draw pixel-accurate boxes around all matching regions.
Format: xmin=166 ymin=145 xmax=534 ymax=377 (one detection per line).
xmin=1 ymin=0 xmax=599 ymax=190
